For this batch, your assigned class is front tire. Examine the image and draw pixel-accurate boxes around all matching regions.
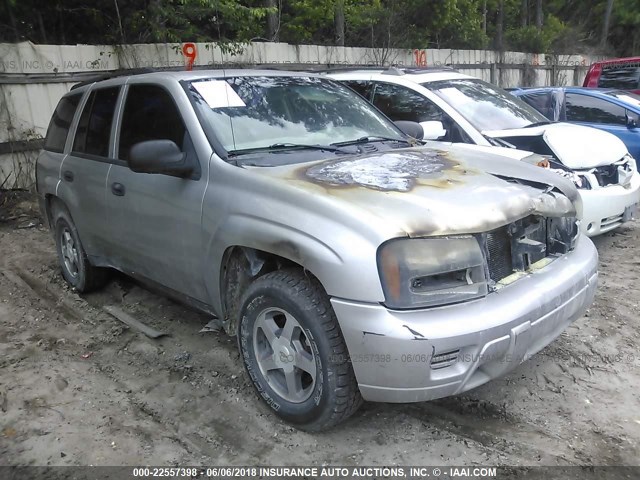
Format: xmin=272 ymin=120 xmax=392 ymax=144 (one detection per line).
xmin=238 ymin=269 xmax=362 ymax=431
xmin=52 ymin=204 xmax=108 ymax=292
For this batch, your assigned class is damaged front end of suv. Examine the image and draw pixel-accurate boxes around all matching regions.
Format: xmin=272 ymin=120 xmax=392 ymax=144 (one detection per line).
xmin=252 ymin=143 xmax=599 ymax=405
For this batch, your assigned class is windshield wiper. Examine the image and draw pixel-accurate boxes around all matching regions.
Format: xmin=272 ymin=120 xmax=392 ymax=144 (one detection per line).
xmin=484 ymin=135 xmax=515 ymax=148
xmin=523 ymin=121 xmax=553 ymax=128
xmin=228 ymin=143 xmax=347 ymax=156
xmin=332 ymin=135 xmax=409 ymax=146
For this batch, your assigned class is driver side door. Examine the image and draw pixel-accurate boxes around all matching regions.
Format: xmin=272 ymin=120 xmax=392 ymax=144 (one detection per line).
xmin=105 ymin=83 xmax=209 ymax=302
xmin=564 ymin=92 xmax=640 ymax=161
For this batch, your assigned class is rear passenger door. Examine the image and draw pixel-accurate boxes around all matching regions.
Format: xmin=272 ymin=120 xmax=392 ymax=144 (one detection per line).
xmin=57 ymin=86 xmax=120 ymax=257
xmin=105 ymin=83 xmax=209 ymax=302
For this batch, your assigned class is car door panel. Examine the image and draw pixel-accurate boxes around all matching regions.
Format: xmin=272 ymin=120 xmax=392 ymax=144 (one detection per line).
xmin=105 ymin=83 xmax=208 ymax=302
xmin=57 ymin=87 xmax=119 ymax=257
xmin=565 ymin=92 xmax=640 ymax=164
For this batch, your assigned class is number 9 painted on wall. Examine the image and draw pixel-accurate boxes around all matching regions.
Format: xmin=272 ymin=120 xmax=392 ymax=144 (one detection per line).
xmin=182 ymin=43 xmax=197 ymax=71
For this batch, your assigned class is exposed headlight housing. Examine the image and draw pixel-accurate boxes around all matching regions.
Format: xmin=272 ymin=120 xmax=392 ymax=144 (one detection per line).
xmin=377 ymin=237 xmax=488 ymax=310
xmin=521 ymin=153 xmax=552 ymax=168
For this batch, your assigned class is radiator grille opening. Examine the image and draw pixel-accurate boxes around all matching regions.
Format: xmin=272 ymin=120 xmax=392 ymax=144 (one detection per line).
xmin=485 ymin=226 xmax=513 ymax=282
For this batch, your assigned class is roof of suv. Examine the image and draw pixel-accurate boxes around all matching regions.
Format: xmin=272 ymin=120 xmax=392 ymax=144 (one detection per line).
xmin=70 ymin=68 xmax=322 ymax=91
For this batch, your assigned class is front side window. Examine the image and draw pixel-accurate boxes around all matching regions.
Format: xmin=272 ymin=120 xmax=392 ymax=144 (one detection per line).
xmin=343 ymin=80 xmax=373 ymax=100
xmin=118 ymin=85 xmax=187 ymax=161
xmin=44 ymin=94 xmax=82 ymax=153
xmin=427 ymin=79 xmax=548 ymax=131
xmin=565 ymin=93 xmax=627 ymax=125
xmin=604 ymin=90 xmax=640 ymax=108
xmin=73 ymin=87 xmax=120 ymax=157
xmin=371 ymin=82 xmax=444 ymax=123
xmin=187 ymin=76 xmax=404 ymax=155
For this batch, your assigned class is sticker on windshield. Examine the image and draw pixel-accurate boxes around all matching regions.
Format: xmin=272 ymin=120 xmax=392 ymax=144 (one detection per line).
xmin=193 ymin=80 xmax=246 ymax=109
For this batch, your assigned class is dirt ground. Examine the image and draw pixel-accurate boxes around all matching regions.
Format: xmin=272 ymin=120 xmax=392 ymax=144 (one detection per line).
xmin=0 ymin=190 xmax=639 ymax=469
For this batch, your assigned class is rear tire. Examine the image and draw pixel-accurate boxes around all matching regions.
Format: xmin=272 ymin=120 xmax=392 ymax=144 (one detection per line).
xmin=52 ymin=203 xmax=108 ymax=292
xmin=238 ymin=268 xmax=362 ymax=431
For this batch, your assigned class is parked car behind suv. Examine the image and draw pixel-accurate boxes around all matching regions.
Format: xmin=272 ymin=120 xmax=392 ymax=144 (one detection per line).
xmin=37 ymin=70 xmax=598 ymax=431
xmin=329 ymin=68 xmax=640 ymax=236
xmin=583 ymin=57 xmax=640 ymax=94
xmin=510 ymin=86 xmax=640 ymax=163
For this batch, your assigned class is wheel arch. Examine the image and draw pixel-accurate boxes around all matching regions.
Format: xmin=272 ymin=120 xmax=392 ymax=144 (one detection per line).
xmin=219 ymin=245 xmax=328 ymax=336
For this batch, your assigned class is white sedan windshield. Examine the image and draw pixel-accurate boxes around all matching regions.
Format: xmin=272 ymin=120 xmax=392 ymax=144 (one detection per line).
xmin=426 ymin=79 xmax=549 ymax=131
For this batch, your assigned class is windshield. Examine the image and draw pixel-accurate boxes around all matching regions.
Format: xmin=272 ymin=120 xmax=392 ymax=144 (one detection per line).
xmin=604 ymin=90 xmax=640 ymax=108
xmin=425 ymin=79 xmax=549 ymax=131
xmin=188 ymin=76 xmax=405 ymax=154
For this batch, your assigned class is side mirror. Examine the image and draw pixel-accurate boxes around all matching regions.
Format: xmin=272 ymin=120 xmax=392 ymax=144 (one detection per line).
xmin=626 ymin=111 xmax=639 ymax=129
xmin=419 ymin=121 xmax=447 ymax=140
xmin=129 ymin=140 xmax=192 ymax=177
xmin=394 ymin=120 xmax=424 ymax=140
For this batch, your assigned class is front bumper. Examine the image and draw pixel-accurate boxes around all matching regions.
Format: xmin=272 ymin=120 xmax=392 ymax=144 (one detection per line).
xmin=579 ymin=172 xmax=640 ymax=236
xmin=331 ymin=235 xmax=598 ymax=403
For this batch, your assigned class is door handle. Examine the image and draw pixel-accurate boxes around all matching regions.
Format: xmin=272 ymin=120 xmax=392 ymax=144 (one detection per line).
xmin=63 ymin=170 xmax=74 ymax=182
xmin=111 ymin=182 xmax=125 ymax=196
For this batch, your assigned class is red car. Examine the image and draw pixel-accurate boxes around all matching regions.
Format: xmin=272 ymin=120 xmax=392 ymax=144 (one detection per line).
xmin=583 ymin=57 xmax=640 ymax=94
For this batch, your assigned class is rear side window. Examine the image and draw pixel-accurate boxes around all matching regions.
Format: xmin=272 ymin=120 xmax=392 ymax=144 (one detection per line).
xmin=598 ymin=66 xmax=640 ymax=90
xmin=44 ymin=94 xmax=82 ymax=153
xmin=72 ymin=87 xmax=120 ymax=158
xmin=565 ymin=93 xmax=627 ymax=125
xmin=118 ymin=85 xmax=186 ymax=161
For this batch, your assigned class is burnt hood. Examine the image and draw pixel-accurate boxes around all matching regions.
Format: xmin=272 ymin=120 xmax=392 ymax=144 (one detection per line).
xmin=249 ymin=144 xmax=580 ymax=237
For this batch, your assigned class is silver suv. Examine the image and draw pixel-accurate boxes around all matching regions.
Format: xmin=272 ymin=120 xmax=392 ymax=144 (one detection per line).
xmin=36 ymin=70 xmax=598 ymax=431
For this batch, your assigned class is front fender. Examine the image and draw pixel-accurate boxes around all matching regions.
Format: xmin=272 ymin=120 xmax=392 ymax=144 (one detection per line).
xmin=203 ymin=212 xmax=385 ymax=315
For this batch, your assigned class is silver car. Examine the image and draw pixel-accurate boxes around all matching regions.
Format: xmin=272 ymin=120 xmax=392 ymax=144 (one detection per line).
xmin=36 ymin=70 xmax=598 ymax=431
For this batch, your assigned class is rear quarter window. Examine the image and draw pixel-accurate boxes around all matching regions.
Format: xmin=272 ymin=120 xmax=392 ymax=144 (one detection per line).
xmin=44 ymin=94 xmax=82 ymax=153
xmin=598 ymin=66 xmax=640 ymax=90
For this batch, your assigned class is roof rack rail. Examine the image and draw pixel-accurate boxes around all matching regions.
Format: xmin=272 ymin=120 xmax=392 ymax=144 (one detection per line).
xmin=69 ymin=67 xmax=157 ymax=90
xmin=317 ymin=65 xmax=458 ymax=75
xmin=400 ymin=66 xmax=457 ymax=73
xmin=317 ymin=65 xmax=389 ymax=73
xmin=382 ymin=66 xmax=405 ymax=76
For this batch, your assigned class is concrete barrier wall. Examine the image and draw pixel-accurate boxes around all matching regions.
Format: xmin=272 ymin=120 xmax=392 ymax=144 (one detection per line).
xmin=0 ymin=41 xmax=603 ymax=188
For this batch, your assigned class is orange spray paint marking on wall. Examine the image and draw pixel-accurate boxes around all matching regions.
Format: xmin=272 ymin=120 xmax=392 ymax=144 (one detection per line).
xmin=413 ymin=49 xmax=427 ymax=67
xmin=183 ymin=43 xmax=197 ymax=71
